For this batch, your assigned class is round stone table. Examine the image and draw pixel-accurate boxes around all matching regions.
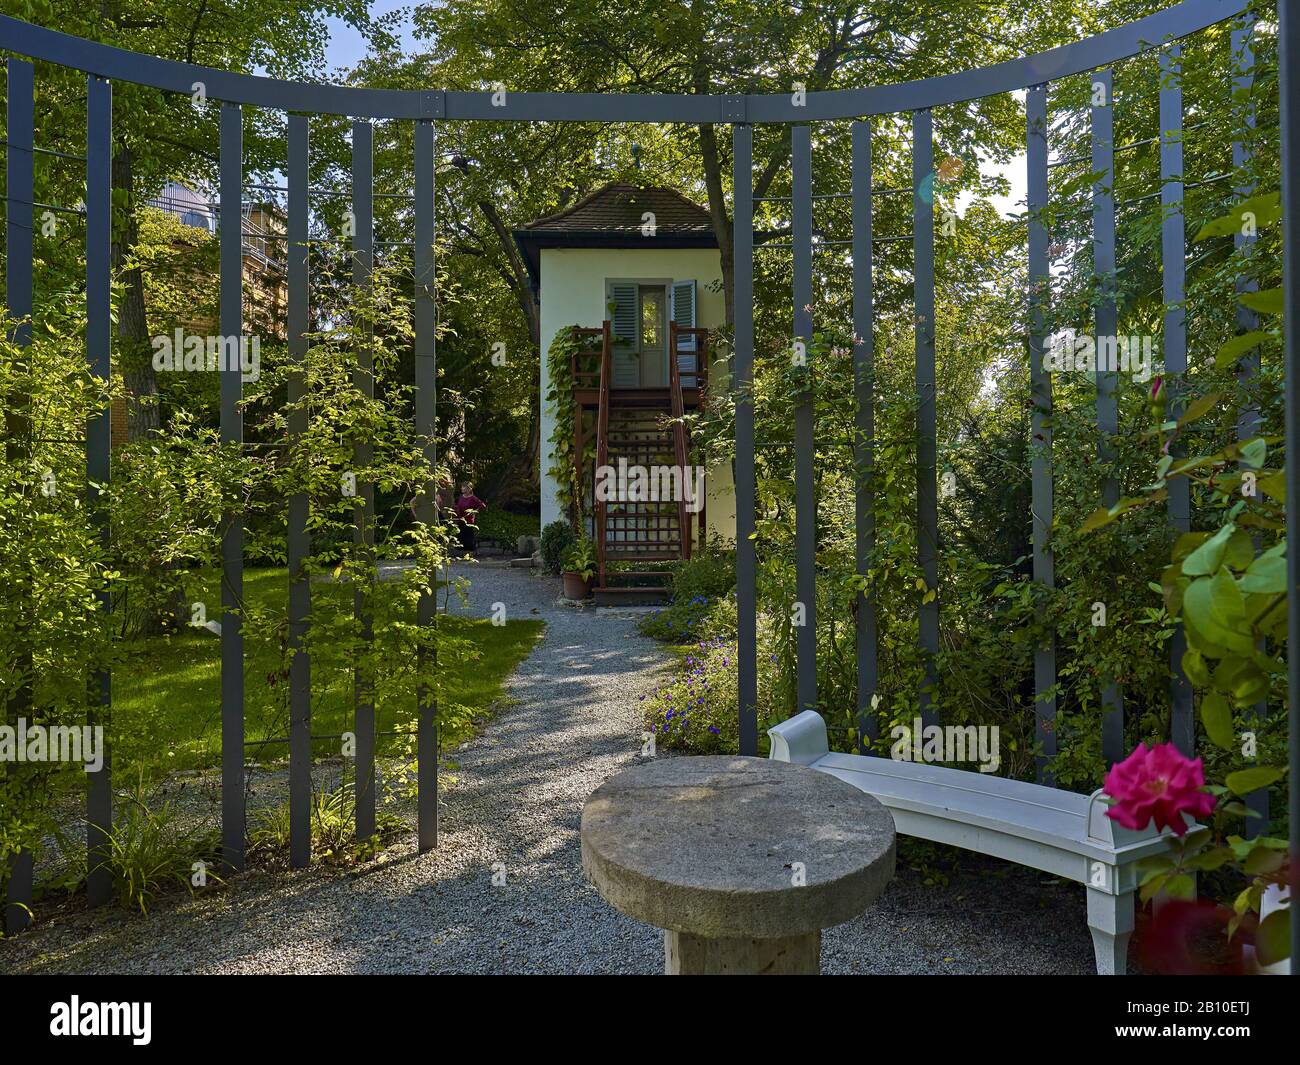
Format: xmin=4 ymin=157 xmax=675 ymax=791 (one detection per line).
xmin=580 ymin=756 xmax=896 ymax=974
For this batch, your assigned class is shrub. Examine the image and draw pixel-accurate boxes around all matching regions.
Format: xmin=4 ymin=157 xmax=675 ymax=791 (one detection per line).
xmin=477 ymin=508 xmax=539 ymax=550
xmin=639 ymin=594 xmax=714 ymax=642
xmin=643 ymin=637 xmax=738 ymax=754
xmin=540 ymin=519 xmax=575 ymax=574
xmin=669 ymin=546 xmax=736 ymax=601
xmin=638 ymin=547 xmax=737 ymax=642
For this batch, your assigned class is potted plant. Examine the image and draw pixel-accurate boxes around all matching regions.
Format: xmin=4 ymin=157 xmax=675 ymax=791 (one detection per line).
xmin=562 ymin=537 xmax=597 ymax=599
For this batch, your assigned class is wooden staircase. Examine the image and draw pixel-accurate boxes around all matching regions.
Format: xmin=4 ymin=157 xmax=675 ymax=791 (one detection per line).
xmin=576 ymin=320 xmax=708 ymax=602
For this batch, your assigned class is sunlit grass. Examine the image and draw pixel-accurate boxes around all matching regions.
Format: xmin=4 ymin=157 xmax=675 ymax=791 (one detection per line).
xmin=112 ymin=567 xmax=544 ymax=775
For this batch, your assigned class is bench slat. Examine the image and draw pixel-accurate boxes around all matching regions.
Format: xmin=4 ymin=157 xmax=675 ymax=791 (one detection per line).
xmin=812 ymin=756 xmax=1180 ymax=867
xmin=818 ymin=752 xmax=1088 ymax=814
xmin=815 ymin=760 xmax=1089 ymax=853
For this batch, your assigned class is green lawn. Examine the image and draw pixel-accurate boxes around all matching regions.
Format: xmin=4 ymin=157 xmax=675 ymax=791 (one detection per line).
xmin=111 ymin=567 xmax=544 ymax=777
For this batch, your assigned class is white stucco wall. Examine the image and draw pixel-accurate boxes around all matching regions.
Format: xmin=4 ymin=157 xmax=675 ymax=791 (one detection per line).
xmin=538 ymin=246 xmax=736 ymax=543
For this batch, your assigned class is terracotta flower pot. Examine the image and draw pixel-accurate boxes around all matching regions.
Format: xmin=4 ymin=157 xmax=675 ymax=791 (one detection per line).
xmin=562 ymin=571 xmax=593 ymax=599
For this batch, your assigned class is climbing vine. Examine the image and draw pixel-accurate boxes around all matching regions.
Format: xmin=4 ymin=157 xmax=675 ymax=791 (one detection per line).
xmin=543 ymin=325 xmax=601 ymax=523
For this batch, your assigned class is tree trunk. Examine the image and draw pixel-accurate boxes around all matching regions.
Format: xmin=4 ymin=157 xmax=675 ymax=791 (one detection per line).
xmin=698 ymin=122 xmax=736 ymax=327
xmin=477 ymin=196 xmax=543 ymax=500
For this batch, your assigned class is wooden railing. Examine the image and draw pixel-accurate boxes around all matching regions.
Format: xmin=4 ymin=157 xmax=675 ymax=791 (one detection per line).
xmin=594 ymin=320 xmax=612 ymax=586
xmin=667 ymin=321 xmax=693 ymax=560
xmin=673 ymin=325 xmax=710 ymax=395
xmin=569 ymin=325 xmax=604 ymax=391
xmin=679 ymin=327 xmax=709 ymax=542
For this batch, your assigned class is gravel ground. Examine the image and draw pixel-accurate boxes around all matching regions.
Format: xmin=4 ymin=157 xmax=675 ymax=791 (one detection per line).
xmin=0 ymin=562 xmax=1100 ymax=975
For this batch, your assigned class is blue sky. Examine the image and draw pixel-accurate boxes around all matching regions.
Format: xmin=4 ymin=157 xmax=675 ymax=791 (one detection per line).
xmin=320 ymin=4 xmax=1027 ymax=219
xmin=323 ymin=2 xmax=419 ymax=73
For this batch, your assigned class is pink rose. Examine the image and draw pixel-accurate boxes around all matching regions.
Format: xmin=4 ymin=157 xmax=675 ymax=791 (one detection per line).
xmin=1103 ymin=742 xmax=1215 ymax=836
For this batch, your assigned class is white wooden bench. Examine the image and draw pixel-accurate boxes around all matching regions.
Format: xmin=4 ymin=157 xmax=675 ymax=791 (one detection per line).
xmin=768 ymin=710 xmax=1205 ymax=974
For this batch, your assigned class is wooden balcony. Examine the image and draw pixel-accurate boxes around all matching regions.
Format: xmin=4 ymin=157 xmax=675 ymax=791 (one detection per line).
xmin=568 ymin=323 xmax=709 ymax=413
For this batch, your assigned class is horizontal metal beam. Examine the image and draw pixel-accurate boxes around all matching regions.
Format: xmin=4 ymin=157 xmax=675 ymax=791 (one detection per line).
xmin=0 ymin=1 xmax=1241 ymax=121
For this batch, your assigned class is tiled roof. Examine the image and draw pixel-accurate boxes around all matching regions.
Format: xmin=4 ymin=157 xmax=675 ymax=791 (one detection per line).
xmin=518 ymin=182 xmax=713 ymax=236
xmin=512 ymin=182 xmax=718 ymax=293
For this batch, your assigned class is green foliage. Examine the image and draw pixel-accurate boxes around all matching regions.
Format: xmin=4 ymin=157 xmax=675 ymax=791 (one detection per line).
xmin=102 ymin=779 xmax=223 ymax=915
xmin=108 ymin=410 xmax=252 ymax=638
xmin=669 ymin=546 xmax=736 ymax=601
xmin=639 ymin=595 xmax=717 ymax=643
xmin=1 ymin=258 xmax=470 ymax=912
xmin=637 ymin=548 xmax=738 ymax=642
xmin=543 ymin=326 xmax=600 ymax=520
xmin=249 ymin=776 xmax=405 ymax=867
xmin=476 ymin=508 xmax=540 ymax=550
xmin=1083 ymin=186 xmax=1291 ymax=963
xmin=564 ymin=536 xmax=597 ymax=580
xmin=644 ymin=637 xmax=739 ymax=755
xmin=540 ymin=519 xmax=576 ymax=575
xmin=107 ymin=567 xmax=544 ymax=777
xmin=0 ymin=309 xmax=120 ymax=871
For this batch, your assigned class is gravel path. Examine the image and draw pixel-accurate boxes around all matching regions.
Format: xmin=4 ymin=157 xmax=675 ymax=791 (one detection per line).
xmin=0 ymin=563 xmax=1100 ymax=975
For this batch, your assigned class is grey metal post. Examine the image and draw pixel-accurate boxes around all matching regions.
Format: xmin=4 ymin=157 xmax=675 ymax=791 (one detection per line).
xmin=85 ymin=74 xmax=113 ymax=905
xmin=792 ymin=124 xmax=817 ymax=714
xmin=1027 ymin=83 xmax=1057 ymax=783
xmin=1091 ymin=69 xmax=1124 ymax=766
xmin=352 ymin=120 xmax=376 ymax=841
xmin=913 ymin=108 xmax=939 ymax=728
xmin=1276 ymin=0 xmax=1300 ymax=970
xmin=733 ymin=124 xmax=758 ymax=756
xmin=219 ymin=101 xmax=245 ymax=871
xmin=4 ymin=58 xmax=34 ymax=933
xmin=1160 ymin=47 xmax=1193 ymax=757
xmin=1233 ymin=12 xmax=1268 ymax=837
xmin=852 ymin=120 xmax=877 ymax=752
xmin=415 ymin=118 xmax=439 ymax=849
xmin=287 ymin=114 xmax=312 ymax=869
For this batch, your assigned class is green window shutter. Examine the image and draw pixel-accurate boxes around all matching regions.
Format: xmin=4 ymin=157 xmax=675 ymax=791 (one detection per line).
xmin=676 ymin=279 xmax=696 ymax=353
xmin=607 ymin=281 xmax=638 ymax=347
xmin=676 ymin=279 xmax=696 ymax=387
xmin=606 ymin=281 xmax=639 ymax=387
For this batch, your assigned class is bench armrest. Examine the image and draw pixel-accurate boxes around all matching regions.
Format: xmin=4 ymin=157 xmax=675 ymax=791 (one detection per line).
xmin=767 ymin=710 xmax=830 ymax=766
xmin=1086 ymin=787 xmax=1205 ymax=852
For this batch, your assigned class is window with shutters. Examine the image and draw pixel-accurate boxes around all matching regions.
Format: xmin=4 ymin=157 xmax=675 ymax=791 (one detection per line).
xmin=603 ymin=277 xmax=698 ymax=389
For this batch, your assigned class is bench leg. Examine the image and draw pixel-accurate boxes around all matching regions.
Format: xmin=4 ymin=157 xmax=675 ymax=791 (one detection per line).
xmin=1086 ymin=885 xmax=1134 ymax=975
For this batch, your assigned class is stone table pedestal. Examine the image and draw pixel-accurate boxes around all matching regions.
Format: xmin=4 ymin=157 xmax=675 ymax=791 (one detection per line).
xmin=580 ymin=756 xmax=896 ymax=975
